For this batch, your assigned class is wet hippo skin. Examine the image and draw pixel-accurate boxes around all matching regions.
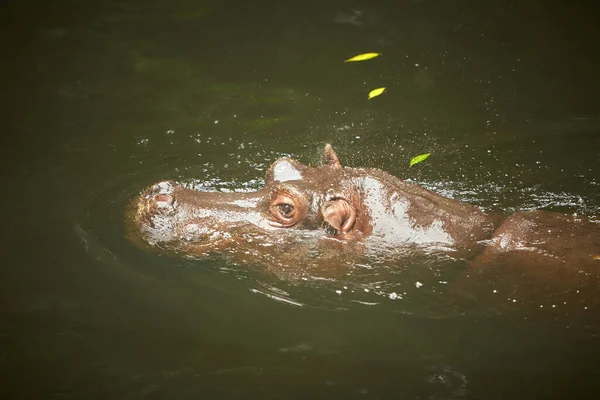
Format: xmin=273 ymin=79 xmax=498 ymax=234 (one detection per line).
xmin=126 ymin=144 xmax=600 ymax=274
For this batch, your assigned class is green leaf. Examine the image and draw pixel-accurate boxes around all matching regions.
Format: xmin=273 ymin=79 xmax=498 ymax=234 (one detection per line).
xmin=409 ymin=153 xmax=431 ymax=167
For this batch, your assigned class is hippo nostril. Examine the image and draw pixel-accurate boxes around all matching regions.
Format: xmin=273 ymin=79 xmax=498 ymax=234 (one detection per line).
xmin=155 ymin=194 xmax=171 ymax=203
xmin=154 ymin=193 xmax=175 ymax=209
xmin=148 ymin=181 xmax=174 ymax=195
xmin=141 ymin=191 xmax=177 ymax=217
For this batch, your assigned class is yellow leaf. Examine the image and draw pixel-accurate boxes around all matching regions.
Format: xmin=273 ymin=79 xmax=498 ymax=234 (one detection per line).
xmin=368 ymin=87 xmax=386 ymax=99
xmin=344 ymin=52 xmax=381 ymax=62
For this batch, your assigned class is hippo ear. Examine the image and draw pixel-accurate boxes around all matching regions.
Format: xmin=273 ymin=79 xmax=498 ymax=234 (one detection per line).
xmin=323 ymin=144 xmax=342 ymax=169
xmin=266 ymin=158 xmax=307 ymax=183
xmin=321 ymin=198 xmax=356 ymax=234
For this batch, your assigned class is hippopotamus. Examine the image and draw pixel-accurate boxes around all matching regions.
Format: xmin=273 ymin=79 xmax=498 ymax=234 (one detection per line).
xmin=126 ymin=144 xmax=600 ymax=279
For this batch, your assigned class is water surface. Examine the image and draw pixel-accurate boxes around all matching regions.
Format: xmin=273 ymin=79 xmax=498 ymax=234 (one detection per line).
xmin=2 ymin=0 xmax=600 ymax=398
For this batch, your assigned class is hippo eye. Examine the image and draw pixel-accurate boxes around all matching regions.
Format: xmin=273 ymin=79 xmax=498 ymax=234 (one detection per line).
xmin=273 ymin=202 xmax=296 ymax=221
xmin=278 ymin=203 xmax=294 ymax=217
xmin=268 ymin=193 xmax=304 ymax=228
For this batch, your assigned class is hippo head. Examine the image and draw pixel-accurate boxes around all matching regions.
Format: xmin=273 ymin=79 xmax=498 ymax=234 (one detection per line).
xmin=127 ymin=144 xmax=496 ymax=257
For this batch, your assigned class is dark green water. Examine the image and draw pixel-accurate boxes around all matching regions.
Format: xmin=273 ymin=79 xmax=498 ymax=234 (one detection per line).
xmin=2 ymin=0 xmax=600 ymax=398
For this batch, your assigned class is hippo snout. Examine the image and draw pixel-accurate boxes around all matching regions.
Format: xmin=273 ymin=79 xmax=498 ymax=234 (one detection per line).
xmin=130 ymin=180 xmax=186 ymax=245
xmin=136 ymin=181 xmax=180 ymax=226
xmin=129 ymin=179 xmax=269 ymax=250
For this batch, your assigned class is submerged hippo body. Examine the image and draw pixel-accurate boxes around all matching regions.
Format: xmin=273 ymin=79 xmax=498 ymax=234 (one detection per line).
xmin=127 ymin=145 xmax=600 ymax=275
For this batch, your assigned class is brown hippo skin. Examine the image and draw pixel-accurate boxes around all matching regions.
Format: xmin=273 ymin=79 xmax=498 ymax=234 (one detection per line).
xmin=126 ymin=144 xmax=600 ymax=276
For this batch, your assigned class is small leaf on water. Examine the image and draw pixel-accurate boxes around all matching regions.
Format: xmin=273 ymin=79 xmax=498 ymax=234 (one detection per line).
xmin=368 ymin=87 xmax=386 ymax=99
xmin=344 ymin=52 xmax=381 ymax=62
xmin=409 ymin=153 xmax=431 ymax=167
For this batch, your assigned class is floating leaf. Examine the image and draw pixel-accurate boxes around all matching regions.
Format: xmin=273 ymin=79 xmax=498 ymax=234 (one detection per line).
xmin=368 ymin=87 xmax=386 ymax=99
xmin=344 ymin=52 xmax=381 ymax=62
xmin=409 ymin=153 xmax=431 ymax=167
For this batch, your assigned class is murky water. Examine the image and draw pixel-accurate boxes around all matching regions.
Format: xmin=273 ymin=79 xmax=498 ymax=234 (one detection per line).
xmin=2 ymin=0 xmax=600 ymax=398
